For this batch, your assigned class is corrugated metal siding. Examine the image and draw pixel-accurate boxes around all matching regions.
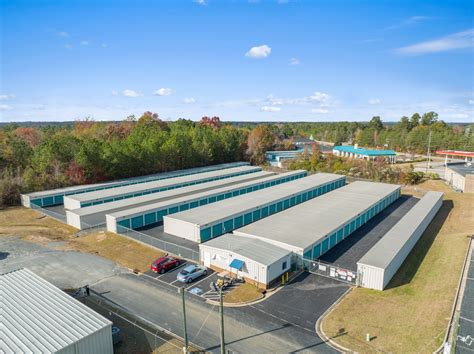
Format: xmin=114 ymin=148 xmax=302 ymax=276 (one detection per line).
xmin=0 ymin=269 xmax=112 ymax=353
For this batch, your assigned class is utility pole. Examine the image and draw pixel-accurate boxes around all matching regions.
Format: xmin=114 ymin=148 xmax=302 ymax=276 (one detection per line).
xmin=219 ymin=287 xmax=225 ymax=354
xmin=425 ymin=130 xmax=432 ymax=173
xmin=178 ymin=287 xmax=188 ymax=353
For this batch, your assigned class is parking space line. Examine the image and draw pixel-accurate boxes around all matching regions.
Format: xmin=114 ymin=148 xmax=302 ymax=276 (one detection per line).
xmin=188 ymin=272 xmax=215 ymax=289
xmin=156 ymin=262 xmax=189 ymax=280
xmin=141 ymin=272 xmax=179 ymax=289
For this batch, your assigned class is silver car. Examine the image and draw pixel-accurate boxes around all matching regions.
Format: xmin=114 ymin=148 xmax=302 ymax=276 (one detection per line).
xmin=177 ymin=264 xmax=208 ymax=283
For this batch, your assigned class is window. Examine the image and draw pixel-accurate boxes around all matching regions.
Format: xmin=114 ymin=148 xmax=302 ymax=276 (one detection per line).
xmin=282 ymin=261 xmax=287 ymax=270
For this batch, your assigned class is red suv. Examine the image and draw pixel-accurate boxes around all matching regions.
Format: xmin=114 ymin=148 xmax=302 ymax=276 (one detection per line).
xmin=151 ymin=256 xmax=181 ymax=274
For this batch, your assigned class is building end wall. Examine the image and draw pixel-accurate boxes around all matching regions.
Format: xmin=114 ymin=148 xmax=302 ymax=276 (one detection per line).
xmin=63 ymin=196 xmax=82 ymax=210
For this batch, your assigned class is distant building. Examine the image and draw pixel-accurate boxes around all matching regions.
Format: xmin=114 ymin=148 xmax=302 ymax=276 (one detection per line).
xmin=436 ymin=150 xmax=474 ymax=193
xmin=265 ymin=150 xmax=308 ymax=168
xmin=333 ymin=145 xmax=397 ymax=163
xmin=292 ymin=136 xmax=315 ymax=148
xmin=1 ymin=268 xmax=113 ymax=354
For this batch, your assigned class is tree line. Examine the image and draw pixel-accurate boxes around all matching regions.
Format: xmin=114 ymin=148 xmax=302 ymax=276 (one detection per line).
xmin=0 ymin=111 xmax=472 ymax=207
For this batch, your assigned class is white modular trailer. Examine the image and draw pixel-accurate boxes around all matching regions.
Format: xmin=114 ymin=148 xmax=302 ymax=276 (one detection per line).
xmin=63 ymin=165 xmax=261 ymax=210
xmin=20 ymin=162 xmax=249 ymax=208
xmin=234 ymin=181 xmax=401 ymax=264
xmin=0 ymin=268 xmax=113 ymax=354
xmin=163 ymin=173 xmax=346 ymax=243
xmin=106 ymin=170 xmax=308 ymax=233
xmin=199 ymin=233 xmax=292 ymax=288
xmin=66 ymin=171 xmax=274 ymax=229
xmin=357 ymin=191 xmax=443 ymax=290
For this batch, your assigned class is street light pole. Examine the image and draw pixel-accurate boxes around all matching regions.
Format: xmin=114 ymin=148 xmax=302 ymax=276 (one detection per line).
xmin=178 ymin=287 xmax=188 ymax=353
xmin=219 ymin=287 xmax=225 ymax=354
xmin=425 ymin=130 xmax=432 ymax=173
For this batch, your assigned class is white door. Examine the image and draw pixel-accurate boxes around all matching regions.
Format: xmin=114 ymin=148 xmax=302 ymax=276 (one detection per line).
xmin=204 ymin=252 xmax=211 ymax=267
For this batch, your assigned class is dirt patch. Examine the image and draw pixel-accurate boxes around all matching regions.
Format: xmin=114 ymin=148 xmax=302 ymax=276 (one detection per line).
xmin=322 ymin=180 xmax=474 ymax=352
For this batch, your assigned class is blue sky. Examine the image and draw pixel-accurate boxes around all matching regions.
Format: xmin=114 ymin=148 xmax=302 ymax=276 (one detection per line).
xmin=0 ymin=0 xmax=473 ymax=122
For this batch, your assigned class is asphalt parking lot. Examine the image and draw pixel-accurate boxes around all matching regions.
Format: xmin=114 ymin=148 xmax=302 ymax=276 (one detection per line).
xmin=456 ymin=249 xmax=474 ymax=354
xmin=142 ymin=259 xmax=217 ymax=297
xmin=319 ymin=195 xmax=419 ymax=270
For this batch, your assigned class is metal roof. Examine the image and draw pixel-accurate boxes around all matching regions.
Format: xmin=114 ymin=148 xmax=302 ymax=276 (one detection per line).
xmin=108 ymin=170 xmax=305 ymax=220
xmin=447 ymin=163 xmax=474 ymax=177
xmin=357 ymin=191 xmax=444 ymax=269
xmin=68 ymin=171 xmax=274 ymax=226
xmin=165 ymin=173 xmax=345 ymax=226
xmin=0 ymin=268 xmax=111 ymax=353
xmin=234 ymin=181 xmax=400 ymax=251
xmin=24 ymin=162 xmax=249 ymax=199
xmin=200 ymin=233 xmax=290 ymax=266
xmin=65 ymin=165 xmax=260 ymax=204
xmin=333 ymin=145 xmax=396 ymax=156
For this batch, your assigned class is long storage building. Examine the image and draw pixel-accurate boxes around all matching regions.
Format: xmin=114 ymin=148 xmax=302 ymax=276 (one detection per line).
xmin=0 ymin=268 xmax=113 ymax=353
xmin=357 ymin=191 xmax=443 ymax=290
xmin=163 ymin=173 xmax=346 ymax=243
xmin=63 ymin=165 xmax=261 ymax=209
xmin=199 ymin=233 xmax=292 ymax=289
xmin=106 ymin=170 xmax=307 ymax=233
xmin=21 ymin=162 xmax=249 ymax=208
xmin=233 ymin=181 xmax=401 ymax=265
xmin=66 ymin=170 xmax=274 ymax=229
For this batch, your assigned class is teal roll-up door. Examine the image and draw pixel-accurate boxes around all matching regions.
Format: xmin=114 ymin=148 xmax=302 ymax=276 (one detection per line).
xmin=144 ymin=213 xmax=156 ymax=225
xmin=118 ymin=219 xmax=131 ymax=229
xmin=337 ymin=229 xmax=343 ymax=242
xmin=304 ymin=249 xmax=312 ymax=259
xmin=169 ymin=206 xmax=179 ymax=214
xmin=212 ymin=223 xmax=223 ymax=237
xmin=253 ymin=209 xmax=261 ymax=220
xmin=43 ymin=196 xmax=54 ymax=206
xmin=223 ymin=219 xmax=233 ymax=232
xmin=329 ymin=233 xmax=336 ymax=248
xmin=234 ymin=215 xmax=243 ymax=228
xmin=313 ymin=244 xmax=321 ymax=258
xmin=190 ymin=201 xmax=199 ymax=208
xmin=200 ymin=227 xmax=212 ymax=242
xmin=322 ymin=238 xmax=329 ymax=253
xmin=131 ymin=216 xmax=144 ymax=229
xmin=244 ymin=213 xmax=252 ymax=225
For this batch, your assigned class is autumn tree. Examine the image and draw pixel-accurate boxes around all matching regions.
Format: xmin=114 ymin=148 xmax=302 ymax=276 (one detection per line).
xmin=246 ymin=125 xmax=274 ymax=165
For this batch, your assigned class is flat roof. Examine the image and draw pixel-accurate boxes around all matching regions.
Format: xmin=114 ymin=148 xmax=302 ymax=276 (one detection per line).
xmin=447 ymin=163 xmax=474 ymax=177
xmin=164 ymin=173 xmax=345 ymax=226
xmin=200 ymin=233 xmax=290 ymax=266
xmin=234 ymin=181 xmax=400 ymax=251
xmin=66 ymin=165 xmax=260 ymax=203
xmin=357 ymin=191 xmax=443 ymax=269
xmin=0 ymin=268 xmax=111 ymax=353
xmin=333 ymin=145 xmax=396 ymax=156
xmin=24 ymin=162 xmax=249 ymax=199
xmin=70 ymin=171 xmax=273 ymax=218
xmin=109 ymin=170 xmax=306 ymax=220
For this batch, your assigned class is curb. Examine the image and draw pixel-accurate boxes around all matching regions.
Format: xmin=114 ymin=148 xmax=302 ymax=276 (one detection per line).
xmin=206 ymin=293 xmax=266 ymax=307
xmin=315 ymin=286 xmax=354 ymax=353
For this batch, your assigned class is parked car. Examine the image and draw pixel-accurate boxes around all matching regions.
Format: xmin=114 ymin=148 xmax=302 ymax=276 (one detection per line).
xmin=150 ymin=256 xmax=181 ymax=274
xmin=177 ymin=264 xmax=207 ymax=283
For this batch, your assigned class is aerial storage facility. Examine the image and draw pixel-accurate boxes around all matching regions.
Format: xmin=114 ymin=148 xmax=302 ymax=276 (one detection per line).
xmin=0 ymin=268 xmax=113 ymax=354
xmin=163 ymin=173 xmax=346 ymax=243
xmin=63 ymin=165 xmax=261 ymax=209
xmin=20 ymin=162 xmax=249 ymax=208
xmin=233 ymin=181 xmax=401 ymax=263
xmin=199 ymin=233 xmax=292 ymax=289
xmin=357 ymin=191 xmax=443 ymax=290
xmin=106 ymin=170 xmax=307 ymax=233
xmin=66 ymin=170 xmax=275 ymax=229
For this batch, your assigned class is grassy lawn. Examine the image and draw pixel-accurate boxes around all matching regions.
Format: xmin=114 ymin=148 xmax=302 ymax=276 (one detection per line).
xmin=0 ymin=206 xmax=164 ymax=273
xmin=224 ymin=282 xmax=264 ymax=304
xmin=64 ymin=231 xmax=165 ymax=273
xmin=322 ymin=180 xmax=474 ymax=352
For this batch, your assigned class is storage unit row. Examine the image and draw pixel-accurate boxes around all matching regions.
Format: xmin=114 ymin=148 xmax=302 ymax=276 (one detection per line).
xmin=63 ymin=165 xmax=261 ymax=209
xmin=163 ymin=173 xmax=346 ymax=243
xmin=107 ymin=170 xmax=308 ymax=233
xmin=20 ymin=162 xmax=249 ymax=208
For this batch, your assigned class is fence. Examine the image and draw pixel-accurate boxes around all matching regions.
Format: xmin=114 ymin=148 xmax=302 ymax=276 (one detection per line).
xmin=304 ymin=258 xmax=358 ymax=285
xmin=31 ymin=204 xmax=67 ymax=223
xmin=117 ymin=225 xmax=200 ymax=262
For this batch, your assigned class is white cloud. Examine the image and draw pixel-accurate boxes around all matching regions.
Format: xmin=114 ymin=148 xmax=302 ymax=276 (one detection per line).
xmin=0 ymin=104 xmax=12 ymax=111
xmin=469 ymin=99 xmax=474 ymax=104
xmin=245 ymin=44 xmax=271 ymax=59
xmin=153 ymin=88 xmax=175 ymax=96
xmin=308 ymin=92 xmax=331 ymax=106
xmin=194 ymin=0 xmax=207 ymax=5
xmin=260 ymin=106 xmax=281 ymax=112
xmin=182 ymin=97 xmax=196 ymax=104
xmin=311 ymin=108 xmax=329 ymax=114
xmin=80 ymin=40 xmax=89 ymax=46
xmin=368 ymin=99 xmax=381 ymax=105
xmin=122 ymin=89 xmax=142 ymax=97
xmin=385 ymin=16 xmax=432 ymax=31
xmin=289 ymin=57 xmax=300 ymax=65
xmin=397 ymin=28 xmax=474 ymax=55
xmin=0 ymin=94 xmax=15 ymax=100
xmin=57 ymin=31 xmax=69 ymax=37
